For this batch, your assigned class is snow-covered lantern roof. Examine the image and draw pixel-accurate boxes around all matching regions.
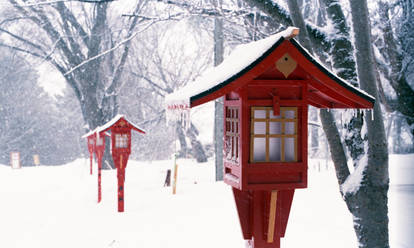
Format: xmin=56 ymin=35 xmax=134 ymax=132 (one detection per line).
xmin=165 ymin=27 xmax=373 ymax=114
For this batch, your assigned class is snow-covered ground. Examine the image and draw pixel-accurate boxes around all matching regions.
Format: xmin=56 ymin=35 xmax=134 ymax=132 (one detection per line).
xmin=0 ymin=154 xmax=412 ymax=248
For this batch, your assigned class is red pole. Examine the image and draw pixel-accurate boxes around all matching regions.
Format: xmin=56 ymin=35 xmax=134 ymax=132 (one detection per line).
xmin=90 ymin=153 xmax=93 ymax=175
xmin=117 ymin=155 xmax=125 ymax=212
xmin=97 ymin=155 xmax=102 ymax=203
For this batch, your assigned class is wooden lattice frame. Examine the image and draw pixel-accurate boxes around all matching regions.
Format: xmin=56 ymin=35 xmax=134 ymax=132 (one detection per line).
xmin=225 ymin=106 xmax=240 ymax=162
xmin=250 ymin=107 xmax=298 ymax=163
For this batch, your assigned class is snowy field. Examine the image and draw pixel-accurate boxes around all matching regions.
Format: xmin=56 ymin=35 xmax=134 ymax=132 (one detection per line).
xmin=0 ymin=154 xmax=413 ymax=248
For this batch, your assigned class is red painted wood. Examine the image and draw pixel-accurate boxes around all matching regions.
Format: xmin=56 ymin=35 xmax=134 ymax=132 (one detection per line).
xmin=234 ymin=190 xmax=294 ymax=247
xmin=301 ymin=85 xmax=309 ymax=188
xmin=233 ymin=188 xmax=253 ymax=240
xmin=117 ymin=167 xmax=126 ymax=212
xmin=87 ymin=136 xmax=95 ymax=175
xmin=250 ymin=79 xmax=306 ymax=86
xmin=94 ymin=134 xmax=105 ymax=204
xmin=272 ymin=95 xmax=280 ymax=116
xmin=308 ymin=79 xmax=357 ymax=108
xmin=247 ymin=99 xmax=305 ymax=107
xmin=278 ymin=190 xmax=294 ymax=237
xmin=113 ymin=154 xmax=129 ymax=212
xmin=307 ymin=91 xmax=333 ymax=108
xmin=240 ymin=88 xmax=250 ymax=190
xmin=285 ymin=42 xmax=373 ymax=108
xmin=249 ymin=191 xmax=281 ymax=248
xmin=97 ymin=158 xmax=102 ymax=203
xmin=89 ymin=154 xmax=93 ymax=175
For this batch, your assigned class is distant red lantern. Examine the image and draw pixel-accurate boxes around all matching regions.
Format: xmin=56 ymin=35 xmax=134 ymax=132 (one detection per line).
xmin=166 ymin=27 xmax=374 ymax=247
xmin=85 ymin=134 xmax=95 ymax=175
xmin=100 ymin=115 xmax=145 ymax=212
xmin=94 ymin=131 xmax=108 ymax=203
xmin=83 ymin=129 xmax=109 ymax=203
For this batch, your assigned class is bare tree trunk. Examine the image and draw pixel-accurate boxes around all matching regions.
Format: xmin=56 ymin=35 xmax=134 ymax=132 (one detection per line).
xmin=347 ymin=1 xmax=390 ymax=247
xmin=377 ymin=1 xmax=414 ymax=143
xmin=176 ymin=123 xmax=188 ymax=158
xmin=213 ymin=0 xmax=224 ymax=180
xmin=322 ymin=0 xmax=366 ymax=167
xmin=176 ymin=122 xmax=207 ymax=163
xmin=309 ymin=107 xmax=319 ymax=157
xmin=187 ymin=124 xmax=207 ymax=163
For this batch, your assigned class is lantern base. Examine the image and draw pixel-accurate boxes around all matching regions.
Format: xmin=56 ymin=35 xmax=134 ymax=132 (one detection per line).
xmin=233 ymin=189 xmax=295 ymax=248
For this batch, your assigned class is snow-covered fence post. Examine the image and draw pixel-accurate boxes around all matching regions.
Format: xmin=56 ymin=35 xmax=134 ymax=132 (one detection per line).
xmin=33 ymin=154 xmax=40 ymax=166
xmin=172 ymin=153 xmax=178 ymax=195
xmin=10 ymin=152 xmax=21 ymax=169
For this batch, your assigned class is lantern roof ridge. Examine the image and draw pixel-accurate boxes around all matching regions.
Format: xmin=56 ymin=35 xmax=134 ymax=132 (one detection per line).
xmin=82 ymin=114 xmax=146 ymax=139
xmin=82 ymin=128 xmax=97 ymax=139
xmin=165 ymin=27 xmax=300 ymax=109
xmin=98 ymin=114 xmax=146 ymax=134
xmin=81 ymin=127 xmax=114 ymax=139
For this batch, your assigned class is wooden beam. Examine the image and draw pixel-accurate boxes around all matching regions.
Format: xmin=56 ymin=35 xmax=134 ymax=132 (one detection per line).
xmin=308 ymin=79 xmax=356 ymax=108
xmin=307 ymin=92 xmax=333 ymax=108
xmin=247 ymin=99 xmax=305 ymax=106
xmin=250 ymin=79 xmax=305 ymax=87
xmin=267 ymin=190 xmax=278 ymax=243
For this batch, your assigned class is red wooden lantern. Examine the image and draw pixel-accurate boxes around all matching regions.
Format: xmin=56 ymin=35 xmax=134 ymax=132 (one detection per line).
xmin=83 ymin=129 xmax=109 ymax=203
xmin=166 ymin=27 xmax=374 ymax=247
xmin=84 ymin=132 xmax=96 ymax=175
xmin=99 ymin=115 xmax=145 ymax=212
xmin=95 ymin=131 xmax=108 ymax=203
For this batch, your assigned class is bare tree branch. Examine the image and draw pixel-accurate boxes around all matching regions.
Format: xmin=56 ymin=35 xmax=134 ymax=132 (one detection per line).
xmin=11 ymin=0 xmax=115 ymax=8
xmin=8 ymin=0 xmax=82 ymax=66
xmin=128 ymin=71 xmax=168 ymax=97
xmin=63 ymin=27 xmax=141 ymax=76
xmin=0 ymin=27 xmax=45 ymax=51
xmin=106 ymin=0 xmax=146 ymax=95
xmin=0 ymin=42 xmax=44 ymax=58
xmin=53 ymin=2 xmax=89 ymax=52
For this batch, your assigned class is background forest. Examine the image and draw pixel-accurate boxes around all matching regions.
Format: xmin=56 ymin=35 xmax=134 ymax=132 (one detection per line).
xmin=0 ymin=0 xmax=412 ymax=166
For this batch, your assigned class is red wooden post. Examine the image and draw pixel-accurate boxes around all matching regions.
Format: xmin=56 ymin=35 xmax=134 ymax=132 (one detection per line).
xmin=95 ymin=133 xmax=106 ymax=203
xmin=98 ymin=156 xmax=102 ymax=202
xmin=89 ymin=153 xmax=93 ymax=175
xmin=117 ymin=163 xmax=125 ymax=212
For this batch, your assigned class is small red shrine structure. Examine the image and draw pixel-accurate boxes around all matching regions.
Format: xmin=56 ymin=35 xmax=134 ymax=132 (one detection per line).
xmin=99 ymin=115 xmax=146 ymax=212
xmin=85 ymin=132 xmax=95 ymax=175
xmin=165 ymin=27 xmax=374 ymax=247
xmin=82 ymin=129 xmax=109 ymax=203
